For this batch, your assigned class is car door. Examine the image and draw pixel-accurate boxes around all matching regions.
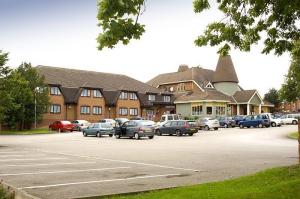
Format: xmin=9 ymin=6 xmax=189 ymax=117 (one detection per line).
xmin=85 ymin=124 xmax=94 ymax=135
xmin=160 ymin=121 xmax=171 ymax=134
xmin=126 ymin=121 xmax=137 ymax=137
xmin=169 ymin=121 xmax=178 ymax=134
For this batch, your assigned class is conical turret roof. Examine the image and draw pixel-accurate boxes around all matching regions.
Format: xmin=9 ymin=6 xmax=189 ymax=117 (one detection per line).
xmin=212 ymin=55 xmax=239 ymax=83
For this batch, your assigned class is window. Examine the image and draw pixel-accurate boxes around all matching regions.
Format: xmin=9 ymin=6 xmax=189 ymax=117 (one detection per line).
xmin=163 ymin=95 xmax=171 ymax=102
xmin=92 ymin=106 xmax=102 ymax=115
xmin=93 ymin=90 xmax=102 ymax=98
xmin=81 ymin=89 xmax=90 ymax=97
xmin=119 ymin=107 xmax=128 ymax=116
xmin=129 ymin=93 xmax=138 ymax=100
xmin=192 ymin=105 xmax=203 ymax=116
xmin=216 ymin=106 xmax=226 ymax=115
xmin=177 ymin=83 xmax=185 ymax=91
xmin=119 ymin=92 xmax=128 ymax=100
xmin=50 ymin=104 xmax=61 ymax=113
xmin=206 ymin=107 xmax=212 ymax=115
xmin=148 ymin=94 xmax=156 ymax=101
xmin=50 ymin=87 xmax=61 ymax=95
xmin=129 ymin=108 xmax=138 ymax=116
xmin=80 ymin=106 xmax=90 ymax=114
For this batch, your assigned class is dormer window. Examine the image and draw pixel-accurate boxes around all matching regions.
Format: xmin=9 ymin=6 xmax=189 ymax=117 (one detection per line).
xmin=205 ymin=82 xmax=214 ymax=89
xmin=163 ymin=95 xmax=171 ymax=102
xmin=129 ymin=92 xmax=138 ymax=100
xmin=81 ymin=89 xmax=91 ymax=97
xmin=148 ymin=94 xmax=156 ymax=101
xmin=119 ymin=92 xmax=128 ymax=100
xmin=177 ymin=83 xmax=185 ymax=91
xmin=93 ymin=90 xmax=102 ymax=98
xmin=50 ymin=87 xmax=61 ymax=95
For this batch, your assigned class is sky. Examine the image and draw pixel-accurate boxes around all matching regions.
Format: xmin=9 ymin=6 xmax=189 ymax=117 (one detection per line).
xmin=0 ymin=0 xmax=291 ymax=96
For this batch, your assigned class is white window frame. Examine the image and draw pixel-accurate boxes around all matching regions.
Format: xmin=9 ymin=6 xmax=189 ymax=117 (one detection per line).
xmin=192 ymin=105 xmax=203 ymax=116
xmin=216 ymin=106 xmax=226 ymax=115
xmin=129 ymin=92 xmax=138 ymax=100
xmin=148 ymin=94 xmax=156 ymax=101
xmin=163 ymin=95 xmax=171 ymax=102
xmin=92 ymin=106 xmax=102 ymax=115
xmin=119 ymin=107 xmax=128 ymax=116
xmin=119 ymin=92 xmax=128 ymax=100
xmin=81 ymin=89 xmax=91 ymax=97
xmin=80 ymin=106 xmax=90 ymax=114
xmin=50 ymin=87 xmax=61 ymax=95
xmin=129 ymin=108 xmax=138 ymax=116
xmin=93 ymin=90 xmax=102 ymax=98
xmin=50 ymin=104 xmax=61 ymax=113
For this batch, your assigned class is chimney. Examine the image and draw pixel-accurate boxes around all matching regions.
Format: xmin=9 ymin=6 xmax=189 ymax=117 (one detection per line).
xmin=178 ymin=64 xmax=189 ymax=72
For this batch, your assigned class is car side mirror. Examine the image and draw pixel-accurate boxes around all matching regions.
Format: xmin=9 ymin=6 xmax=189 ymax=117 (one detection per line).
xmin=87 ymin=126 xmax=90 ymax=129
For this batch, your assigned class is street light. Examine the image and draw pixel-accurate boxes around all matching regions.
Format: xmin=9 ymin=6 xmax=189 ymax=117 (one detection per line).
xmin=34 ymin=87 xmax=41 ymax=129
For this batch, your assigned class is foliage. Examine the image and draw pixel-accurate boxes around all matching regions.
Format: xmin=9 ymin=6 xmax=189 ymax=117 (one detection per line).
xmin=263 ymin=88 xmax=281 ymax=107
xmin=0 ymin=50 xmax=11 ymax=77
xmin=0 ymin=128 xmax=53 ymax=135
xmin=280 ymin=41 xmax=300 ymax=102
xmin=97 ymin=0 xmax=145 ymax=50
xmin=96 ymin=0 xmax=300 ymax=56
xmin=288 ymin=132 xmax=299 ymax=139
xmin=105 ymin=165 xmax=300 ymax=199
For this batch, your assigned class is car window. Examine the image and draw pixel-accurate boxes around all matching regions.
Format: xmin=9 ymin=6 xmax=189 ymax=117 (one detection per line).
xmin=170 ymin=121 xmax=178 ymax=126
xmin=164 ymin=122 xmax=171 ymax=127
xmin=161 ymin=116 xmax=166 ymax=122
xmin=174 ymin=115 xmax=179 ymax=120
xmin=177 ymin=121 xmax=185 ymax=126
xmin=100 ymin=123 xmax=112 ymax=128
xmin=61 ymin=121 xmax=71 ymax=124
xmin=168 ymin=116 xmax=173 ymax=120
xmin=127 ymin=121 xmax=136 ymax=126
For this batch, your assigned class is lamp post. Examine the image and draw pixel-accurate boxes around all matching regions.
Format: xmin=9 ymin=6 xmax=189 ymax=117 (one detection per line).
xmin=34 ymin=87 xmax=40 ymax=129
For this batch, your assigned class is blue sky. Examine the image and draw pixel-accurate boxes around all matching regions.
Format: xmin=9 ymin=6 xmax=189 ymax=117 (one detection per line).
xmin=0 ymin=0 xmax=290 ymax=95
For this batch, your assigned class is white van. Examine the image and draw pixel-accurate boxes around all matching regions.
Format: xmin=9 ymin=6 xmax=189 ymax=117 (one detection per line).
xmin=260 ymin=113 xmax=283 ymax=127
xmin=280 ymin=113 xmax=299 ymax=125
xmin=157 ymin=114 xmax=182 ymax=127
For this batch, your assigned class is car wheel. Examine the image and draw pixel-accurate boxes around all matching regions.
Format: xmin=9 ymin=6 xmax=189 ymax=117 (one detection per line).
xmin=97 ymin=132 xmax=101 ymax=137
xmin=176 ymin=130 xmax=182 ymax=136
xmin=231 ymin=125 xmax=235 ymax=128
xmin=271 ymin=122 xmax=276 ymax=127
xmin=239 ymin=124 xmax=244 ymax=129
xmin=204 ymin=126 xmax=209 ymax=131
xmin=109 ymin=134 xmax=113 ymax=137
xmin=115 ymin=134 xmax=120 ymax=139
xmin=148 ymin=136 xmax=154 ymax=139
xmin=292 ymin=120 xmax=298 ymax=125
xmin=188 ymin=133 xmax=193 ymax=136
xmin=214 ymin=127 xmax=218 ymax=130
xmin=83 ymin=132 xmax=87 ymax=137
xmin=156 ymin=129 xmax=162 ymax=136
xmin=224 ymin=124 xmax=228 ymax=128
xmin=258 ymin=123 xmax=263 ymax=128
xmin=134 ymin=133 xmax=140 ymax=140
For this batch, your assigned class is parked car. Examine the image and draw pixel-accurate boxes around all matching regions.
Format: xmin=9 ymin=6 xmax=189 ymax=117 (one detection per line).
xmin=130 ymin=116 xmax=145 ymax=120
xmin=83 ymin=123 xmax=114 ymax=137
xmin=99 ymin=119 xmax=117 ymax=126
xmin=280 ymin=114 xmax=299 ymax=125
xmin=115 ymin=120 xmax=155 ymax=139
xmin=232 ymin=115 xmax=245 ymax=125
xmin=156 ymin=114 xmax=182 ymax=127
xmin=260 ymin=113 xmax=283 ymax=127
xmin=114 ymin=118 xmax=129 ymax=125
xmin=155 ymin=120 xmax=197 ymax=136
xmin=195 ymin=118 xmax=220 ymax=131
xmin=218 ymin=117 xmax=236 ymax=128
xmin=49 ymin=121 xmax=74 ymax=132
xmin=239 ymin=115 xmax=270 ymax=128
xmin=71 ymin=120 xmax=91 ymax=131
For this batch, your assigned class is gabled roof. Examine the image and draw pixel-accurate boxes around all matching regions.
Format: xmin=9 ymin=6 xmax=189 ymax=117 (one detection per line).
xmin=102 ymin=90 xmax=120 ymax=107
xmin=147 ymin=67 xmax=214 ymax=89
xmin=60 ymin=87 xmax=81 ymax=104
xmin=233 ymin=90 xmax=257 ymax=103
xmin=37 ymin=66 xmax=162 ymax=94
xmin=213 ymin=55 xmax=239 ymax=83
xmin=175 ymin=90 xmax=234 ymax=103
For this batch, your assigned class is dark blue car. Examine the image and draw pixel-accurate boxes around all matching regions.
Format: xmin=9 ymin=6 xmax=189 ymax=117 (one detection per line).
xmin=239 ymin=115 xmax=270 ymax=128
xmin=218 ymin=117 xmax=236 ymax=128
xmin=233 ymin=115 xmax=245 ymax=125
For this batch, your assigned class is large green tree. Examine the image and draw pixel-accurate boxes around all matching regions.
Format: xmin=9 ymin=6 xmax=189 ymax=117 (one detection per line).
xmin=264 ymin=88 xmax=281 ymax=108
xmin=97 ymin=0 xmax=300 ymax=56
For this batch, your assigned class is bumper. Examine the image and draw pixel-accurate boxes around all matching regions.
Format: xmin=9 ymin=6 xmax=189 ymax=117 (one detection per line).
xmin=138 ymin=131 xmax=155 ymax=137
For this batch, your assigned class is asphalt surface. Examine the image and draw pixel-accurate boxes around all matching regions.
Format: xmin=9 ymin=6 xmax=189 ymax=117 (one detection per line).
xmin=0 ymin=125 xmax=298 ymax=199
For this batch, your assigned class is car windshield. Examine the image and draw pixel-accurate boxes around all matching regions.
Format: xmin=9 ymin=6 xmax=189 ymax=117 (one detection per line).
xmin=100 ymin=123 xmax=112 ymax=128
xmin=138 ymin=121 xmax=154 ymax=126
xmin=61 ymin=121 xmax=71 ymax=124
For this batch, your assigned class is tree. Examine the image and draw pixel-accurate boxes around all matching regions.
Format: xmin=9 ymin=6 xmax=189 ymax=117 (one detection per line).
xmin=97 ymin=0 xmax=300 ymax=56
xmin=264 ymin=88 xmax=281 ymax=109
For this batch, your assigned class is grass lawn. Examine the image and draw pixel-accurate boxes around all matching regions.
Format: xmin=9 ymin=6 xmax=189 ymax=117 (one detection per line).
xmin=0 ymin=128 xmax=55 ymax=135
xmin=0 ymin=187 xmax=11 ymax=199
xmin=105 ymin=165 xmax=300 ymax=199
xmin=288 ymin=132 xmax=299 ymax=139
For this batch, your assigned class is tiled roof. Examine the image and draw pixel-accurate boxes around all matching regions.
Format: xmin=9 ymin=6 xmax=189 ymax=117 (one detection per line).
xmin=233 ymin=90 xmax=257 ymax=103
xmin=147 ymin=67 xmax=214 ymax=88
xmin=175 ymin=90 xmax=233 ymax=103
xmin=60 ymin=87 xmax=81 ymax=104
xmin=212 ymin=55 xmax=239 ymax=83
xmin=37 ymin=66 xmax=162 ymax=94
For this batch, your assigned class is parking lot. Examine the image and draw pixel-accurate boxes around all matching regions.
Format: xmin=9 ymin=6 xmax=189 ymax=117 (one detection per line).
xmin=0 ymin=125 xmax=298 ymax=199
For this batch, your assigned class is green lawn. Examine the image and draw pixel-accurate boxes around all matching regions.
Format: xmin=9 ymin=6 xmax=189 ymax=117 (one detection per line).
xmin=288 ymin=132 xmax=299 ymax=139
xmin=104 ymin=165 xmax=300 ymax=199
xmin=0 ymin=187 xmax=11 ymax=199
xmin=0 ymin=128 xmax=55 ymax=135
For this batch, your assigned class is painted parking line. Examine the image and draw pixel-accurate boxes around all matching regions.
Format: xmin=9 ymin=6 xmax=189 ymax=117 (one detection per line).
xmin=0 ymin=157 xmax=68 ymax=162
xmin=0 ymin=154 xmax=47 ymax=158
xmin=0 ymin=161 xmax=97 ymax=167
xmin=38 ymin=150 xmax=200 ymax=172
xmin=20 ymin=173 xmax=181 ymax=189
xmin=0 ymin=166 xmax=131 ymax=176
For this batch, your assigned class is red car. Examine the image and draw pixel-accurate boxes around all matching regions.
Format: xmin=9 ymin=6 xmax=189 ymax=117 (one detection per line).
xmin=49 ymin=121 xmax=74 ymax=132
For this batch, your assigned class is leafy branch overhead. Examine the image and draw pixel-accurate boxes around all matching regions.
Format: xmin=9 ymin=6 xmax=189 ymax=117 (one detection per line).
xmin=97 ymin=0 xmax=300 ymax=56
xmin=97 ymin=0 xmax=146 ymax=50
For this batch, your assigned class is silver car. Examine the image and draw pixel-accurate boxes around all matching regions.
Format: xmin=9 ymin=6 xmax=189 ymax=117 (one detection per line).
xmin=195 ymin=117 xmax=220 ymax=131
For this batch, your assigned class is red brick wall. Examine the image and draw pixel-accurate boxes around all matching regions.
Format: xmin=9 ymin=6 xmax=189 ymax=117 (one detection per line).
xmin=116 ymin=98 xmax=141 ymax=119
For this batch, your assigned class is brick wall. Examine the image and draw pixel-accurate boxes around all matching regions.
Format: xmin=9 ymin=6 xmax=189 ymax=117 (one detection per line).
xmin=158 ymin=81 xmax=200 ymax=92
xmin=116 ymin=98 xmax=141 ymax=119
